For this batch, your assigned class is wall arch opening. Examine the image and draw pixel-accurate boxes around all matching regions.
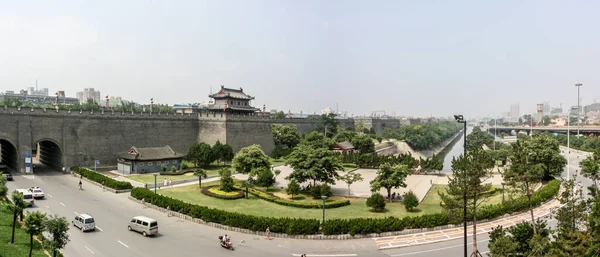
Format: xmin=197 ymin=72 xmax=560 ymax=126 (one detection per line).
xmin=33 ymin=140 xmax=63 ymax=171
xmin=0 ymin=139 xmax=18 ymax=172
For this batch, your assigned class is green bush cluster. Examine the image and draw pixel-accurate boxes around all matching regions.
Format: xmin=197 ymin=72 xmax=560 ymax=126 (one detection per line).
xmin=322 ymin=179 xmax=560 ymax=235
xmin=201 ymin=185 xmax=245 ymax=200
xmin=71 ymin=167 xmax=133 ymax=190
xmin=309 ymin=184 xmax=332 ymax=199
xmin=158 ymin=170 xmax=194 ymax=176
xmin=130 ymin=188 xmax=321 ymax=235
xmin=338 ymin=152 xmax=419 ymax=169
xmin=233 ymin=185 xmax=350 ymax=209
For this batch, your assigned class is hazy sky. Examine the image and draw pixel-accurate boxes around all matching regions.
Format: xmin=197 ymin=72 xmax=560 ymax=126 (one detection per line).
xmin=1 ymin=0 xmax=599 ymax=117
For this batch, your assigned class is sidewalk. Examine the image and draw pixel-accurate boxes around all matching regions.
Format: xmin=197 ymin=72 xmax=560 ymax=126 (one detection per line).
xmin=373 ymin=197 xmax=561 ymax=250
xmin=106 ymin=170 xmax=250 ymax=190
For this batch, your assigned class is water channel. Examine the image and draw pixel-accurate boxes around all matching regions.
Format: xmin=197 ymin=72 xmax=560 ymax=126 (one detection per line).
xmin=439 ymin=126 xmax=474 ymax=173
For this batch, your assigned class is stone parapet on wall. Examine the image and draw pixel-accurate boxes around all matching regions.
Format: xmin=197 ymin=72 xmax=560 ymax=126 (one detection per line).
xmin=0 ymin=106 xmax=198 ymax=120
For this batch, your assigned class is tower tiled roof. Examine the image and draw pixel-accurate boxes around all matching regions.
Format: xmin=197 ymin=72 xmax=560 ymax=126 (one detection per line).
xmin=118 ymin=145 xmax=185 ymax=161
xmin=209 ymin=85 xmax=255 ymax=100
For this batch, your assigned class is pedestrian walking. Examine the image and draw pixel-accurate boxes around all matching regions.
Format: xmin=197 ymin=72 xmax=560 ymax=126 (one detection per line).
xmin=167 ymin=206 xmax=171 ymax=217
xmin=169 ymin=179 xmax=173 ymax=188
xmin=141 ymin=198 xmax=146 ymax=208
xmin=265 ymin=226 xmax=271 ymax=240
xmin=163 ymin=178 xmax=167 ymax=188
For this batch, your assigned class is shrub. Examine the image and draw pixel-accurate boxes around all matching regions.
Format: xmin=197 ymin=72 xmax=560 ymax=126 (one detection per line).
xmin=234 ymin=185 xmax=350 ymax=209
xmin=130 ymin=187 xmax=321 ymax=235
xmin=181 ymin=162 xmax=189 ymax=170
xmin=310 ymin=184 xmax=332 ymax=199
xmin=71 ymin=167 xmax=133 ymax=190
xmin=286 ymin=179 xmax=301 ymax=198
xmin=201 ymin=185 xmax=245 ymax=200
xmin=219 ymin=168 xmax=235 ymax=192
xmin=161 ymin=165 xmax=167 ymax=172
xmin=159 ymin=170 xmax=194 ymax=176
xmin=171 ymin=166 xmax=177 ymax=172
xmin=256 ymin=167 xmax=275 ymax=188
xmin=366 ymin=194 xmax=386 ymax=212
xmin=403 ymin=190 xmax=419 ymax=212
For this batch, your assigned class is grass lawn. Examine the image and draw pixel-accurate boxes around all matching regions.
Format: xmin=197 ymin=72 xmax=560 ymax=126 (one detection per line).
xmin=0 ymin=203 xmax=49 ymax=257
xmin=126 ymin=164 xmax=228 ymax=184
xmin=422 ymin=184 xmax=524 ymax=212
xmin=160 ymin=182 xmax=443 ymax=220
xmin=342 ymin=163 xmax=358 ymax=171
xmin=270 ymin=158 xmax=286 ymax=166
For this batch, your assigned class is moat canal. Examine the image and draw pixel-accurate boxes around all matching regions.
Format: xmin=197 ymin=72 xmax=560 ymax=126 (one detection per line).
xmin=439 ymin=126 xmax=473 ymax=173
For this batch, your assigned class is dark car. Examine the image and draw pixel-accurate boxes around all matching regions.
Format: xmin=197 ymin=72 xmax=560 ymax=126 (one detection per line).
xmin=2 ymin=171 xmax=13 ymax=181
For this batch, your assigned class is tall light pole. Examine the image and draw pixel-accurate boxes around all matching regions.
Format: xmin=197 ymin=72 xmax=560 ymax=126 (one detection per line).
xmin=494 ymin=117 xmax=497 ymax=151
xmin=153 ymin=173 xmax=158 ymax=194
xmin=321 ymin=195 xmax=328 ymax=225
xmin=567 ymin=106 xmax=578 ymax=180
xmin=575 ymin=83 xmax=583 ymax=136
xmin=454 ymin=114 xmax=467 ymax=257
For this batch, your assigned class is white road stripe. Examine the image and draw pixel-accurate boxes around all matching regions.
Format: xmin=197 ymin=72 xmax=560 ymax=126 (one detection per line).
xmin=47 ymin=194 xmax=53 ymax=198
xmin=118 ymin=240 xmax=129 ymax=248
xmin=388 ymin=239 xmax=489 ymax=256
xmin=292 ymin=253 xmax=358 ymax=257
xmin=95 ymin=226 xmax=103 ymax=232
xmin=59 ymin=202 xmax=65 ymax=206
xmin=84 ymin=246 xmax=95 ymax=254
xmin=45 ymin=206 xmax=50 ymax=209
xmin=74 ymin=212 xmax=78 ymax=215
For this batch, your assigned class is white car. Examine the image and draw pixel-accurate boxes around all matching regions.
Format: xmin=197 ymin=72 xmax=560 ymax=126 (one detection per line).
xmin=29 ymin=187 xmax=45 ymax=199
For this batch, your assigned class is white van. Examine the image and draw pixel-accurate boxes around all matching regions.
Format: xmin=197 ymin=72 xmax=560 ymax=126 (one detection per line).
xmin=72 ymin=214 xmax=96 ymax=232
xmin=14 ymin=189 xmax=34 ymax=207
xmin=128 ymin=216 xmax=158 ymax=237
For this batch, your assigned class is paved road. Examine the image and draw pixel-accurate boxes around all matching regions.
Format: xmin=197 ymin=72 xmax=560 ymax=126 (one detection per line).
xmin=7 ymin=166 xmax=381 ymax=257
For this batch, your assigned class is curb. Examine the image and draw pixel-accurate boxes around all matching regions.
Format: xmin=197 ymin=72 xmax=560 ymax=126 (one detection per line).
xmin=70 ymin=171 xmax=132 ymax=194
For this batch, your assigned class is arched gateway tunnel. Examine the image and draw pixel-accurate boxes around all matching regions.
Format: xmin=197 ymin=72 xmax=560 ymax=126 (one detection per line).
xmin=33 ymin=140 xmax=63 ymax=171
xmin=0 ymin=139 xmax=18 ymax=171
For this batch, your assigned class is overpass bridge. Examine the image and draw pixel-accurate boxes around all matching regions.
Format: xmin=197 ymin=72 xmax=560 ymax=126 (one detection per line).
xmin=487 ymin=126 xmax=600 ymax=135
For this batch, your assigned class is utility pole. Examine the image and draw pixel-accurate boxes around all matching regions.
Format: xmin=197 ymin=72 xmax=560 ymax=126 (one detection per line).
xmin=575 ymin=83 xmax=583 ymax=136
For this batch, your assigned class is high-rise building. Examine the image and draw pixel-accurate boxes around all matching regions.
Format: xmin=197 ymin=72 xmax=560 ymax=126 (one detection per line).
xmin=509 ymin=103 xmax=520 ymax=122
xmin=26 ymin=87 xmax=49 ymax=97
xmin=543 ymin=101 xmax=551 ymax=115
xmin=76 ymin=88 xmax=101 ymax=104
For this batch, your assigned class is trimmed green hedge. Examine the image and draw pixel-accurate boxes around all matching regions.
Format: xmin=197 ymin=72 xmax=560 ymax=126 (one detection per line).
xmin=159 ymin=170 xmax=194 ymax=176
xmin=234 ymin=185 xmax=350 ymax=209
xmin=322 ymin=179 xmax=561 ymax=235
xmin=130 ymin=188 xmax=321 ymax=235
xmin=71 ymin=167 xmax=133 ymax=190
xmin=201 ymin=185 xmax=245 ymax=200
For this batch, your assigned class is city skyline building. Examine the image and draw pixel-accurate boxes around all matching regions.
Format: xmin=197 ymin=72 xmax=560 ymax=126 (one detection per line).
xmin=76 ymin=88 xmax=101 ymax=104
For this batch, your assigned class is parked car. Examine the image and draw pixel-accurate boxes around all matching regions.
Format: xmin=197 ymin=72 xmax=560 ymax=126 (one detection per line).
xmin=2 ymin=171 xmax=13 ymax=181
xmin=128 ymin=216 xmax=158 ymax=237
xmin=29 ymin=186 xmax=45 ymax=199
xmin=72 ymin=214 xmax=96 ymax=232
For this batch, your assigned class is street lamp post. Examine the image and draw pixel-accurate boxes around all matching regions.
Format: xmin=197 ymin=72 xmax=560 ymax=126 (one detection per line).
xmin=501 ymin=182 xmax=506 ymax=205
xmin=494 ymin=117 xmax=497 ymax=151
xmin=575 ymin=83 xmax=583 ymax=136
xmin=153 ymin=173 xmax=158 ymax=194
xmin=321 ymin=195 xmax=328 ymax=225
xmin=454 ymin=114 xmax=467 ymax=257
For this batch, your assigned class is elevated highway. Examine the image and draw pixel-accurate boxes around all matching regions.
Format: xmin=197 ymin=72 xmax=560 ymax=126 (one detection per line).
xmin=487 ymin=126 xmax=600 ymax=135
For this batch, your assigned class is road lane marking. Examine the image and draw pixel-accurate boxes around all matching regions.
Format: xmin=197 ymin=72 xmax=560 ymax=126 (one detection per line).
xmin=84 ymin=246 xmax=95 ymax=254
xmin=118 ymin=241 xmax=129 ymax=248
xmin=292 ymin=255 xmax=357 ymax=257
xmin=47 ymin=194 xmax=52 ymax=198
xmin=46 ymin=206 xmax=50 ymax=209
xmin=74 ymin=212 xmax=78 ymax=215
xmin=95 ymin=226 xmax=103 ymax=232
xmin=388 ymin=239 xmax=489 ymax=256
xmin=60 ymin=202 xmax=65 ymax=206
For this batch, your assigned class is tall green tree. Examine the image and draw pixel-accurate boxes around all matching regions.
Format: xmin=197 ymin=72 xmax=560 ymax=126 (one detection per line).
xmin=186 ymin=142 xmax=214 ymax=167
xmin=419 ymin=154 xmax=443 ymax=174
xmin=524 ymin=135 xmax=567 ymax=179
xmin=370 ymin=163 xmax=409 ymax=203
xmin=354 ymin=120 xmax=366 ymax=135
xmin=256 ymin=166 xmax=276 ymax=189
xmin=271 ymin=111 xmax=286 ymax=119
xmin=313 ymin=113 xmax=339 ymax=138
xmin=466 ymin=126 xmax=495 ymax=151
xmin=350 ymin=134 xmax=375 ymax=153
xmin=439 ymin=150 xmax=494 ymax=255
xmin=271 ymin=124 xmax=302 ymax=149
xmin=193 ymin=169 xmax=208 ymax=187
xmin=339 ymin=172 xmax=363 ymax=196
xmin=286 ymin=179 xmax=301 ymax=199
xmin=580 ymin=149 xmax=600 ymax=194
xmin=333 ymin=125 xmax=357 ymax=143
xmin=301 ymin=131 xmax=334 ymax=149
xmin=0 ymin=175 xmax=8 ymax=197
xmin=232 ymin=144 xmax=271 ymax=177
xmin=211 ymin=140 xmax=225 ymax=165
xmin=45 ymin=214 xmax=70 ymax=257
xmin=9 ymin=191 xmax=26 ymax=244
xmin=286 ymin=145 xmax=343 ymax=185
xmin=219 ymin=168 xmax=235 ymax=192
xmin=549 ymin=178 xmax=589 ymax=257
xmin=503 ymin=140 xmax=545 ymax=235
xmin=24 ymin=210 xmax=47 ymax=257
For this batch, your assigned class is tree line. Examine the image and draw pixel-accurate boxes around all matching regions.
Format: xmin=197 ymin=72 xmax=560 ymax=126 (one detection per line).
xmin=383 ymin=120 xmax=463 ymax=150
xmin=0 ymin=96 xmax=173 ymax=113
